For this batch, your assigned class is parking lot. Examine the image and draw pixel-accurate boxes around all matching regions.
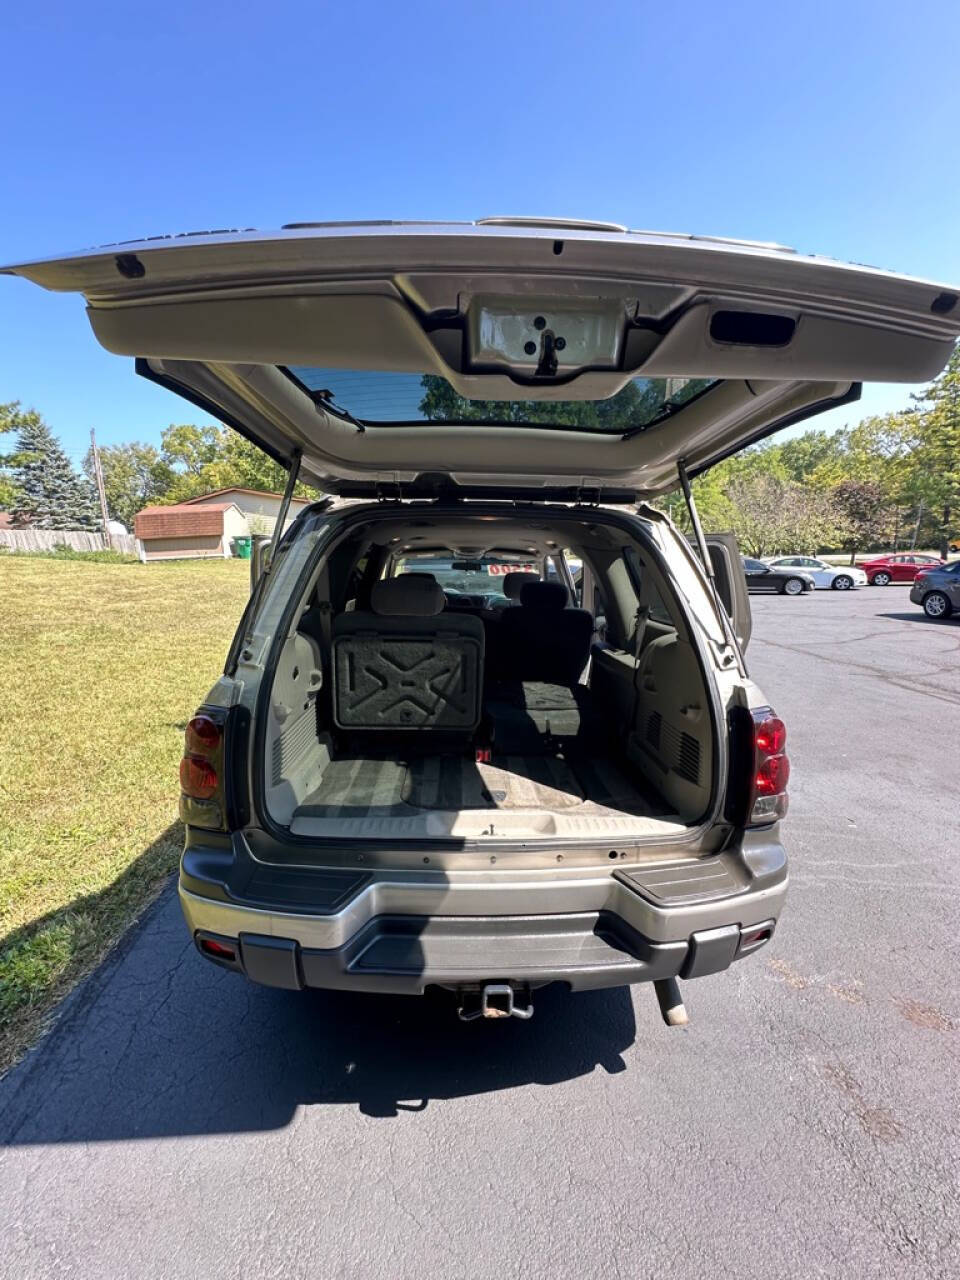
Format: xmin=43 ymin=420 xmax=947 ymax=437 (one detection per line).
xmin=1 ymin=585 xmax=958 ymax=1279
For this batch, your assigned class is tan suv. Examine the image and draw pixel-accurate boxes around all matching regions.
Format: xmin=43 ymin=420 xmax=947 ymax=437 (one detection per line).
xmin=8 ymin=220 xmax=958 ymax=1024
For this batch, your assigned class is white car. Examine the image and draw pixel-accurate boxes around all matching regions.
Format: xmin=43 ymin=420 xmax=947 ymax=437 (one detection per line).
xmin=763 ymin=556 xmax=867 ymax=590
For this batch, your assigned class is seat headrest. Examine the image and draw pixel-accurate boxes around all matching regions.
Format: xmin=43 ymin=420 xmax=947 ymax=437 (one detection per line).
xmin=371 ymin=575 xmax=444 ymax=617
xmin=503 ymin=571 xmax=540 ymax=601
xmin=520 ymin=581 xmax=569 ymax=610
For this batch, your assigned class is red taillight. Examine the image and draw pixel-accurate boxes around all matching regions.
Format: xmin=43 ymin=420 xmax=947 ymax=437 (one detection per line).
xmin=186 ymin=714 xmax=221 ymax=753
xmin=756 ymin=753 xmax=790 ymax=794
xmin=749 ymin=708 xmax=789 ymax=823
xmin=754 ymin=716 xmax=786 ymax=755
xmin=180 ymin=753 xmax=218 ymax=799
xmin=180 ymin=706 xmax=231 ymax=830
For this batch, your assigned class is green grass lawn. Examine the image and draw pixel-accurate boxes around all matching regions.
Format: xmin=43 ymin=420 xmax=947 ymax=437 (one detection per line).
xmin=0 ymin=556 xmax=250 ymax=1072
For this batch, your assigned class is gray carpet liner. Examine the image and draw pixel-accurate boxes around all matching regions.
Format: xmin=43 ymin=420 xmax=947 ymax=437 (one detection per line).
xmin=297 ymin=751 xmax=662 ymax=817
xmin=406 ymin=755 xmax=585 ymax=810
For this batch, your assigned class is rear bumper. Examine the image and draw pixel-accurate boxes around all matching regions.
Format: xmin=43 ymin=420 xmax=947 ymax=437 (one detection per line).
xmin=179 ymin=830 xmax=787 ymax=994
xmin=191 ymin=911 xmax=776 ymax=994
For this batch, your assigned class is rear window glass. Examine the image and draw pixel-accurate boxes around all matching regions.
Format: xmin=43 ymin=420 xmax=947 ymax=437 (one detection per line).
xmin=393 ymin=554 xmax=539 ymax=605
xmin=284 ymin=368 xmax=717 ymax=433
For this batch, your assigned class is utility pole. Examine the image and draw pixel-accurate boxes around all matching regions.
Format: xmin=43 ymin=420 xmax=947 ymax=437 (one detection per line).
xmin=90 ymin=428 xmax=112 ymax=549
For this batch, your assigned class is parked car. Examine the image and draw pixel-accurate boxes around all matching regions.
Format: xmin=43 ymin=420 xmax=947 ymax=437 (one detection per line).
xmin=858 ymin=553 xmax=945 ymax=585
xmin=743 ymin=558 xmax=815 ymax=595
xmin=909 ymin=560 xmax=960 ymax=619
xmin=762 ymin=556 xmax=866 ymax=591
xmin=8 ymin=220 xmax=960 ymax=1024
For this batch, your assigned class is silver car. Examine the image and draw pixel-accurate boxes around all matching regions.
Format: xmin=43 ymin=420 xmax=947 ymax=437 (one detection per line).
xmin=7 ymin=220 xmax=959 ymax=1026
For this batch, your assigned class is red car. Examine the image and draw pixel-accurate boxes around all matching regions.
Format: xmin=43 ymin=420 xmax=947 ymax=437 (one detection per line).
xmin=858 ymin=553 xmax=945 ymax=585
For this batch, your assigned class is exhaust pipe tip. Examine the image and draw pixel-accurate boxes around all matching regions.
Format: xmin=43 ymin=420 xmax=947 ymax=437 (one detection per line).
xmin=653 ymin=977 xmax=689 ymax=1027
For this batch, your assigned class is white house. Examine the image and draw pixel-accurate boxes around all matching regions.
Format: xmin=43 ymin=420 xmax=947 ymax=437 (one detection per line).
xmin=179 ymin=487 xmax=311 ymax=534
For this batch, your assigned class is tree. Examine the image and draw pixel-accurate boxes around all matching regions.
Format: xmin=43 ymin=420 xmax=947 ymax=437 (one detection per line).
xmin=154 ymin=421 xmax=315 ymax=505
xmin=160 ymin=423 xmax=223 ymax=477
xmin=417 ymin=374 xmax=713 ymax=430
xmin=908 ymin=344 xmax=960 ymax=557
xmin=777 ymin=429 xmax=848 ymax=485
xmin=831 ymin=479 xmax=890 ymax=563
xmin=721 ymin=473 xmax=840 ymax=557
xmin=6 ymin=404 xmax=100 ymax=530
xmin=0 ymin=402 xmax=24 ymax=508
xmin=83 ymin=441 xmax=175 ymax=528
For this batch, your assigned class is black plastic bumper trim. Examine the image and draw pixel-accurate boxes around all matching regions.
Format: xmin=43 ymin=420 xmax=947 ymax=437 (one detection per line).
xmin=208 ymin=912 xmax=693 ymax=995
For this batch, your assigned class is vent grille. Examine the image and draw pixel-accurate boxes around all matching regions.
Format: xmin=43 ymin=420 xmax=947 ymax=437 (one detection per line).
xmin=271 ymin=711 xmax=315 ymax=786
xmin=676 ymin=732 xmax=701 ymax=785
xmin=645 ymin=711 xmax=662 ymax=750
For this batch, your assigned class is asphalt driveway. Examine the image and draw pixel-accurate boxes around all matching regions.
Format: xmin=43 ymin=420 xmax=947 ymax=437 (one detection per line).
xmin=2 ymin=586 xmax=958 ymax=1278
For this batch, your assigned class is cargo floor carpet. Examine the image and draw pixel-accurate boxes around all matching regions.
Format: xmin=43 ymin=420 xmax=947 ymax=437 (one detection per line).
xmin=297 ymin=751 xmax=663 ymax=818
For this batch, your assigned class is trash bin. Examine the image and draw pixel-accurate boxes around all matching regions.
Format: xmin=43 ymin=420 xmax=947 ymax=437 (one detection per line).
xmin=234 ymin=535 xmax=252 ymax=559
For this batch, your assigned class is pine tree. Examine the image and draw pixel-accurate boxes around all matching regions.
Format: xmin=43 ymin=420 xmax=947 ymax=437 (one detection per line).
xmin=9 ymin=406 xmax=101 ymax=530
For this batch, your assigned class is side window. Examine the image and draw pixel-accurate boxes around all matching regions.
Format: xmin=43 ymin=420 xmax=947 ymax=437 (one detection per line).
xmin=344 ymin=554 xmax=369 ymax=609
xmin=623 ymin=547 xmax=675 ymax=627
xmin=645 ymin=583 xmax=674 ymax=626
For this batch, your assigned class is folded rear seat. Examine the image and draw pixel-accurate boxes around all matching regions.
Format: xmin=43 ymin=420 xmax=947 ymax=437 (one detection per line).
xmin=485 ymin=681 xmax=602 ymax=754
xmin=332 ymin=576 xmax=484 ymax=742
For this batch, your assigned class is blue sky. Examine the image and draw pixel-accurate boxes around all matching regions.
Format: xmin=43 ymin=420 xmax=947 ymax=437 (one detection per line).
xmin=2 ymin=0 xmax=959 ymax=465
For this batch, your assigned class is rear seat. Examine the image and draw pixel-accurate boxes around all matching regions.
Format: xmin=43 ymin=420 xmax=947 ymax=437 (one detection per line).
xmin=332 ymin=576 xmax=484 ymax=738
xmin=497 ymin=581 xmax=593 ymax=684
xmin=486 ymin=580 xmax=599 ymax=753
xmin=501 ymin=571 xmax=540 ymax=604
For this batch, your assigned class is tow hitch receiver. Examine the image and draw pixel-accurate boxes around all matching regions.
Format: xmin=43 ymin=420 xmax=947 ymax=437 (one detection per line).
xmin=457 ymin=983 xmax=534 ymax=1022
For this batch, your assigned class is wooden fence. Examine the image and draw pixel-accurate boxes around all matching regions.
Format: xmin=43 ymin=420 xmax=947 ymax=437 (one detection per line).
xmin=0 ymin=529 xmax=140 ymax=555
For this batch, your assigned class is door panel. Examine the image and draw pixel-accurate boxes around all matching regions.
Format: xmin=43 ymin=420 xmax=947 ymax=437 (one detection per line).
xmin=702 ymin=533 xmax=752 ymax=651
xmin=590 ymin=633 xmax=712 ymax=819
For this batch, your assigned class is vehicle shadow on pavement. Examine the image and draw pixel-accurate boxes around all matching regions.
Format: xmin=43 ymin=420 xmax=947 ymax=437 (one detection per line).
xmin=877 ymin=612 xmax=960 ymax=626
xmin=0 ymin=883 xmax=637 ymax=1142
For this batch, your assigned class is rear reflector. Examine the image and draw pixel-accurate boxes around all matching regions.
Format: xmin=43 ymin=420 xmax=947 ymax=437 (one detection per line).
xmin=741 ymin=926 xmax=772 ymax=947
xmin=738 ymin=923 xmax=775 ymax=956
xmin=199 ymin=937 xmax=236 ymax=961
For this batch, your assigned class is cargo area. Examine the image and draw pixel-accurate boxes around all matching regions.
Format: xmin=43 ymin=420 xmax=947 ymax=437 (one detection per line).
xmin=262 ymin=507 xmax=717 ymax=845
